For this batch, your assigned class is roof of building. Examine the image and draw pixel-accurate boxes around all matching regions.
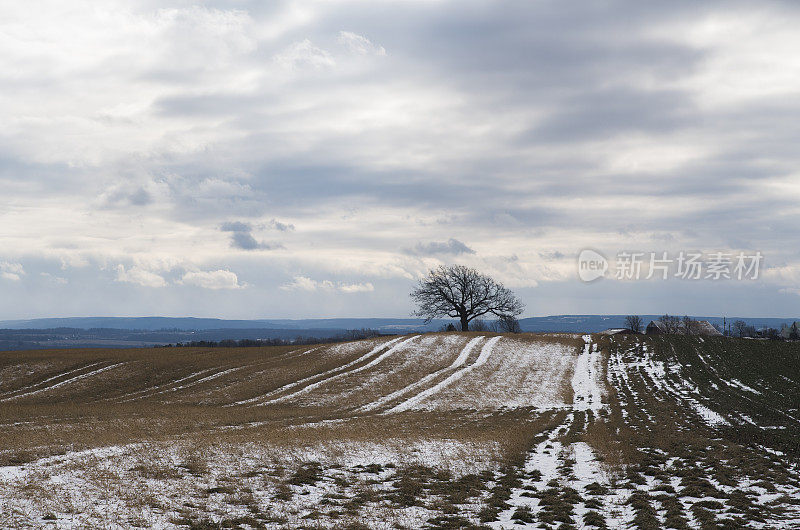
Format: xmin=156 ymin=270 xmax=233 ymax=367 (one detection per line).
xmin=599 ymin=328 xmax=640 ymax=335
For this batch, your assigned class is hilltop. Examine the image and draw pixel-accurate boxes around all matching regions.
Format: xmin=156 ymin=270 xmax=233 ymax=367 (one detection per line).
xmin=0 ymin=333 xmax=798 ymax=528
xmin=2 ymin=314 xmax=798 ymax=333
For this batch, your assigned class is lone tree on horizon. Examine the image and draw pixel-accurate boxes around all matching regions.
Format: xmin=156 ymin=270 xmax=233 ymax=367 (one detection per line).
xmin=410 ymin=265 xmax=524 ymax=331
xmin=624 ymin=315 xmax=643 ymax=333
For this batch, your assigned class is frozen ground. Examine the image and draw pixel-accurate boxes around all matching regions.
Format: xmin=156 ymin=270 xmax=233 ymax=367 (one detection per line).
xmin=0 ymin=332 xmax=798 ymax=528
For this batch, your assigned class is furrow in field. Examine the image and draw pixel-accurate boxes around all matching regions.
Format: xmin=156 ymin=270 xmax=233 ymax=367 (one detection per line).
xmin=571 ymin=335 xmax=604 ymax=411
xmin=637 ymin=344 xmax=730 ymax=427
xmin=112 ymin=368 xmax=219 ymax=402
xmin=491 ymin=336 xmax=625 ymax=529
xmin=228 ymin=337 xmax=405 ymax=406
xmin=136 ymin=366 xmax=251 ymax=401
xmin=358 ymin=336 xmax=485 ymax=413
xmin=260 ymin=335 xmax=420 ymax=405
xmin=176 ymin=347 xmax=324 ymax=404
xmin=0 ymin=362 xmax=106 ymax=398
xmin=228 ymin=338 xmax=404 ymax=406
xmin=386 ymin=336 xmax=501 ymax=413
xmin=1 ymin=363 xmax=127 ymax=401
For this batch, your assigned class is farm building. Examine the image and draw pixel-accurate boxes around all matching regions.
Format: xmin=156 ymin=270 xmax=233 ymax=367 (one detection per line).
xmin=646 ymin=320 xmax=722 ymax=336
xmin=599 ymin=328 xmax=641 ymax=335
xmin=780 ymin=322 xmax=800 ymax=339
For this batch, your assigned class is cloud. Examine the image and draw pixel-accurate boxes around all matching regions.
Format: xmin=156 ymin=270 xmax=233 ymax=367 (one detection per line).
xmin=219 ymin=221 xmax=283 ymax=250
xmin=115 ymin=265 xmax=167 ymax=288
xmin=220 ymin=221 xmax=252 ymax=232
xmin=338 ymin=31 xmax=386 ymax=56
xmin=539 ymin=251 xmax=566 ymax=261
xmin=274 ymin=39 xmax=335 ymax=70
xmin=231 ymin=232 xmax=283 ymax=250
xmin=96 ymin=182 xmax=156 ymax=208
xmin=40 ymin=272 xmax=68 ymax=284
xmin=409 ymin=239 xmax=476 ymax=256
xmin=4 ymin=3 xmax=800 ymax=318
xmin=179 ymin=270 xmax=243 ymax=290
xmin=338 ymin=281 xmax=375 ymax=293
xmin=268 ymin=219 xmax=295 ymax=232
xmin=105 ymin=187 xmax=152 ymax=207
xmin=280 ymin=276 xmax=318 ymax=292
xmin=0 ymin=262 xmax=25 ymax=281
xmin=280 ymin=276 xmax=374 ymax=293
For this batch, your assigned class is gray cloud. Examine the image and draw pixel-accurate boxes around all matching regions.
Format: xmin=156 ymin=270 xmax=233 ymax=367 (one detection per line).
xmin=98 ymin=186 xmax=153 ymax=208
xmin=268 ymin=219 xmax=295 ymax=232
xmin=230 ymin=231 xmax=283 ymax=251
xmin=220 ymin=221 xmax=253 ymax=232
xmin=2 ymin=1 xmax=800 ymax=319
xmin=408 ymin=239 xmax=476 ymax=256
xmin=221 ymin=221 xmax=283 ymax=250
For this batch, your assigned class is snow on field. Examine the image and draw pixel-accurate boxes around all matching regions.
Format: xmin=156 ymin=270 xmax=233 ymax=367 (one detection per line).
xmin=692 ymin=403 xmax=729 ymax=426
xmin=301 ymin=333 xmax=469 ymax=409
xmin=0 ymin=362 xmax=127 ymax=401
xmin=613 ymin=341 xmax=731 ymax=428
xmin=0 ymin=362 xmax=106 ymax=398
xmin=727 ymin=378 xmax=762 ymax=395
xmin=572 ymin=335 xmax=604 ymax=411
xmin=386 ymin=336 xmax=490 ymax=413
xmin=490 ymin=335 xmax=620 ymax=529
xmin=406 ymin=336 xmax=578 ymax=411
xmin=266 ymin=335 xmax=420 ymax=404
xmin=361 ymin=335 xmax=482 ymax=412
xmin=3 ymin=333 xmax=798 ymax=528
xmin=114 ymin=368 xmax=219 ymax=402
xmin=0 ymin=433 xmax=501 ymax=529
xmin=636 ymin=343 xmax=731 ymax=427
xmin=229 ymin=336 xmax=405 ymax=406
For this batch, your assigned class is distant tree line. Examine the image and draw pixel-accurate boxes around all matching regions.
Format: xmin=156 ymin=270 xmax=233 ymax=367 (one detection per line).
xmin=162 ymin=328 xmax=386 ymax=348
xmin=438 ymin=314 xmax=522 ymax=334
xmin=730 ymin=320 xmax=799 ymax=340
xmin=623 ymin=313 xmax=798 ymax=340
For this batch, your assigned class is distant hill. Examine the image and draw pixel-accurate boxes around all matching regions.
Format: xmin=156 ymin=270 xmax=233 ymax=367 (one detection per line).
xmin=0 ymin=317 xmax=446 ymax=332
xmin=1 ymin=315 xmax=797 ymax=334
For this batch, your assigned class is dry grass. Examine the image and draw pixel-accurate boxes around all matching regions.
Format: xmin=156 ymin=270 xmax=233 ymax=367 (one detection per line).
xmin=2 ymin=332 xmax=797 ymax=528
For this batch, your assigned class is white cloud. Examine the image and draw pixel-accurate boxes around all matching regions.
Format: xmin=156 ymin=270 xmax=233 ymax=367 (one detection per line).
xmin=274 ymin=39 xmax=335 ymax=70
xmin=0 ymin=261 xmax=25 ymax=281
xmin=338 ymin=31 xmax=386 ymax=56
xmin=40 ymin=272 xmax=68 ymax=284
xmin=193 ymin=178 xmax=253 ymax=200
xmin=280 ymin=276 xmax=374 ymax=293
xmin=280 ymin=275 xmax=319 ymax=291
xmin=180 ymin=269 xmax=243 ymax=290
xmin=338 ymin=281 xmax=374 ymax=293
xmin=3 ymin=3 xmax=800 ymax=319
xmin=115 ymin=265 xmax=167 ymax=288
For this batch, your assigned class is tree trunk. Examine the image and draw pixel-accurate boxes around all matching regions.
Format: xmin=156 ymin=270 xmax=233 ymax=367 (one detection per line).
xmin=460 ymin=314 xmax=469 ymax=331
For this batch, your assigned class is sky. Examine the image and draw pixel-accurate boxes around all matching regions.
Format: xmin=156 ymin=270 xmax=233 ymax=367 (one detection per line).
xmin=1 ymin=0 xmax=799 ymax=320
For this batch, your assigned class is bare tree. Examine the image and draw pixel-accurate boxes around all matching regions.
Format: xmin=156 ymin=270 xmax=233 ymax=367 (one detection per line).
xmin=682 ymin=315 xmax=694 ymax=335
xmin=410 ymin=265 xmax=524 ymax=331
xmin=471 ymin=319 xmax=490 ymax=332
xmin=624 ymin=315 xmax=643 ymax=333
xmin=659 ymin=314 xmax=682 ymax=334
xmin=732 ymin=320 xmax=749 ymax=338
xmin=497 ymin=314 xmax=522 ymax=333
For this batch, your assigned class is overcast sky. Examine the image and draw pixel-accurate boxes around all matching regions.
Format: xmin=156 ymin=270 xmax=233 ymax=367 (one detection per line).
xmin=1 ymin=0 xmax=799 ymax=320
